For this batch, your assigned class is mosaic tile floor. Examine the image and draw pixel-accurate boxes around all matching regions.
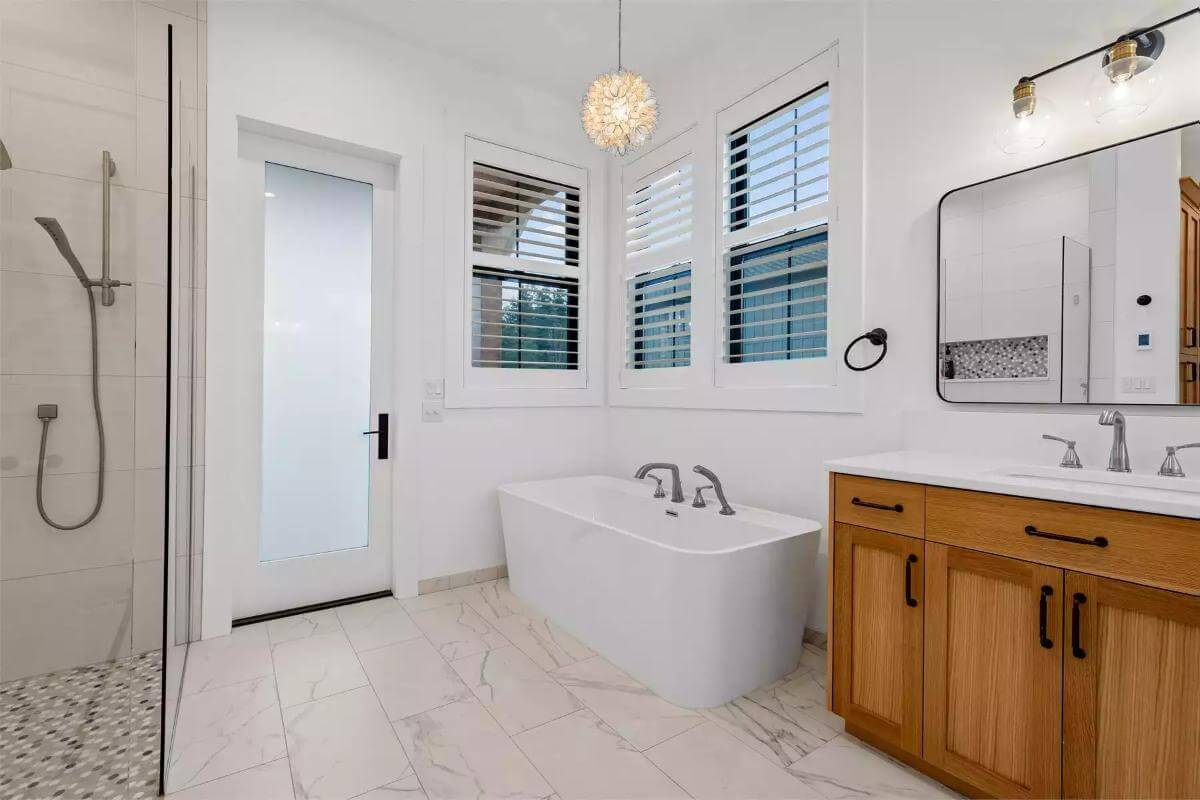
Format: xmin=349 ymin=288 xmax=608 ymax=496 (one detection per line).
xmin=0 ymin=652 xmax=162 ymax=800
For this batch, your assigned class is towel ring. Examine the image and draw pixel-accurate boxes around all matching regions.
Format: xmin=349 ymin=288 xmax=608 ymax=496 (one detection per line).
xmin=843 ymin=328 xmax=888 ymax=372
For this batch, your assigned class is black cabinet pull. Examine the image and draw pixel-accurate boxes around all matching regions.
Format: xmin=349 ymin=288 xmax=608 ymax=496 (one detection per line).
xmin=1025 ymin=525 xmax=1108 ymax=548
xmin=362 ymin=412 xmax=389 ymax=459
xmin=1038 ymin=585 xmax=1054 ymax=649
xmin=904 ymin=554 xmax=918 ymax=608
xmin=1071 ymin=593 xmax=1087 ymax=659
xmin=852 ymin=497 xmax=904 ymax=513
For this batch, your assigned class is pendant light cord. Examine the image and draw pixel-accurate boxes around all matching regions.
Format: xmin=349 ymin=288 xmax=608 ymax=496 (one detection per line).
xmin=617 ymin=0 xmax=622 ymax=71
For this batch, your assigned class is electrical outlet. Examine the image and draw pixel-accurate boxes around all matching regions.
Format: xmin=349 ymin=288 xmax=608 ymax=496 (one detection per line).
xmin=1120 ymin=376 xmax=1157 ymax=393
xmin=423 ymin=378 xmax=445 ymax=399
xmin=421 ymin=400 xmax=444 ymax=423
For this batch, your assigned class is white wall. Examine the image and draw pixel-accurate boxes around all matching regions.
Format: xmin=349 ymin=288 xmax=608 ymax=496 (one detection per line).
xmin=203 ymin=2 xmax=608 ymax=636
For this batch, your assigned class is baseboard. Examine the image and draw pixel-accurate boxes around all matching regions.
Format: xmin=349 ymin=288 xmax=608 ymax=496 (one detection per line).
xmin=416 ymin=563 xmax=508 ymax=595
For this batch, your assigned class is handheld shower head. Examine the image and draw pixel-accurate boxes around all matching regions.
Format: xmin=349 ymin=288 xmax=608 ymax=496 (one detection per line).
xmin=34 ymin=217 xmax=92 ymax=287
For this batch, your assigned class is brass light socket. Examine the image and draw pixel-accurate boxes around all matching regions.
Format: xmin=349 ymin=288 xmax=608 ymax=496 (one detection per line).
xmin=1011 ymin=79 xmax=1037 ymax=118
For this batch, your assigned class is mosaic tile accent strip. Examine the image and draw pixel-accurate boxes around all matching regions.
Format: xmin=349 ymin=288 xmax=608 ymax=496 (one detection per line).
xmin=942 ymin=335 xmax=1049 ymax=380
xmin=0 ymin=651 xmax=161 ymax=800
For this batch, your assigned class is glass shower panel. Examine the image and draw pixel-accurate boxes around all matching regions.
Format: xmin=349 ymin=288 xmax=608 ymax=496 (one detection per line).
xmin=259 ymin=163 xmax=373 ymax=562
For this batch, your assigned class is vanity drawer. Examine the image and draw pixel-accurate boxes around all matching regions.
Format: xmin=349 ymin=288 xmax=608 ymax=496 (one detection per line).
xmin=834 ymin=475 xmax=925 ymax=538
xmin=926 ymin=487 xmax=1200 ymax=595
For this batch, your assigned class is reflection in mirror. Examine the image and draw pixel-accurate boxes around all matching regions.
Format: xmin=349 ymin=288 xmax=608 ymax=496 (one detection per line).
xmin=938 ymin=123 xmax=1200 ymax=405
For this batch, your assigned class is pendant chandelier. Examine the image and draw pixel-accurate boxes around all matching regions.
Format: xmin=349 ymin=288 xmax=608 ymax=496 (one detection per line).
xmin=581 ymin=0 xmax=658 ymax=156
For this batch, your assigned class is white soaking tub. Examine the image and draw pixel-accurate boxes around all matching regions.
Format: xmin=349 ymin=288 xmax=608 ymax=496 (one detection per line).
xmin=498 ymin=475 xmax=820 ymax=708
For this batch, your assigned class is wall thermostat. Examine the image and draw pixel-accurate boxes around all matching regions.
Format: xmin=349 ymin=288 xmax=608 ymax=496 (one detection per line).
xmin=1136 ymin=331 xmax=1153 ymax=350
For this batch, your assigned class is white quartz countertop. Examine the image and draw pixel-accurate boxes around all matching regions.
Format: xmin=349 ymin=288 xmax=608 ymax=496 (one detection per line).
xmin=825 ymin=450 xmax=1200 ymax=520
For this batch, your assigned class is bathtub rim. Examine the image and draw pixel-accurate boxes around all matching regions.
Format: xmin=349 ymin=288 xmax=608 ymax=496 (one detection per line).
xmin=498 ymin=474 xmax=822 ymax=557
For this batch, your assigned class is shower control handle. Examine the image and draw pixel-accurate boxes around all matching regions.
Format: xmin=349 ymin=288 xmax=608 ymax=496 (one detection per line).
xmin=362 ymin=412 xmax=389 ymax=459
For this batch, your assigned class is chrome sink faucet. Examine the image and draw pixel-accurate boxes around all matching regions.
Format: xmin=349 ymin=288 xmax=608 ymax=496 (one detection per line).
xmin=1042 ymin=434 xmax=1082 ymax=468
xmin=692 ymin=465 xmax=735 ymax=515
xmin=634 ymin=463 xmax=684 ymax=502
xmin=1098 ymin=410 xmax=1131 ymax=473
xmin=1158 ymin=443 xmax=1200 ymax=477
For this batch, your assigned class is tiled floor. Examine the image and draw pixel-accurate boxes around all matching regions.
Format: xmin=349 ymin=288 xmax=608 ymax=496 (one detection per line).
xmin=165 ymin=581 xmax=959 ymax=800
xmin=0 ymin=651 xmax=162 ymax=800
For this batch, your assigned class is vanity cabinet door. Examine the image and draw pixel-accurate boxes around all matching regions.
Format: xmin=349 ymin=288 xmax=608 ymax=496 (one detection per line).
xmin=832 ymin=523 xmax=924 ymax=756
xmin=923 ymin=543 xmax=1062 ymax=799
xmin=1063 ymin=572 xmax=1200 ymax=799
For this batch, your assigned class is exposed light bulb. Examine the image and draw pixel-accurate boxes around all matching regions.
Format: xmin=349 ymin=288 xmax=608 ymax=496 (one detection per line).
xmin=995 ymin=79 xmax=1056 ymax=155
xmin=1085 ymin=38 xmax=1164 ymax=124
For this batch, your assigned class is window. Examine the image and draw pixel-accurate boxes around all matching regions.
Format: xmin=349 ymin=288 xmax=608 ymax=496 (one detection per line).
xmin=470 ymin=161 xmax=582 ymax=371
xmin=621 ymin=141 xmax=694 ymax=382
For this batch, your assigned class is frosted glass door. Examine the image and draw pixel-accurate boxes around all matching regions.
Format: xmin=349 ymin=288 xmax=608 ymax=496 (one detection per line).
xmin=260 ymin=163 xmax=373 ymax=562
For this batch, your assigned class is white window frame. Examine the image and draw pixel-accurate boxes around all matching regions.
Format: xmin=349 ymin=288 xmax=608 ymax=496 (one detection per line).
xmin=446 ymin=137 xmax=600 ymax=407
xmin=619 ymin=130 xmax=697 ymax=390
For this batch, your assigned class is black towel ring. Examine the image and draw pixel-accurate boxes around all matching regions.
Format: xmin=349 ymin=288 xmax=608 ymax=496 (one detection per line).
xmin=843 ymin=328 xmax=888 ymax=372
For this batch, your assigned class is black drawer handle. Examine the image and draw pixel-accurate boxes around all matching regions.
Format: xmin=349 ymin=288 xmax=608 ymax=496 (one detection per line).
xmin=904 ymin=554 xmax=918 ymax=608
xmin=1039 ymin=585 xmax=1054 ymax=649
xmin=1071 ymin=592 xmax=1087 ymax=659
xmin=1024 ymin=525 xmax=1108 ymax=548
xmin=852 ymin=497 xmax=904 ymax=513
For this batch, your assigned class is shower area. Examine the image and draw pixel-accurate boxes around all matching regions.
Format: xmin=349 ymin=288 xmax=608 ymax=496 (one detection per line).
xmin=0 ymin=2 xmax=205 ymax=797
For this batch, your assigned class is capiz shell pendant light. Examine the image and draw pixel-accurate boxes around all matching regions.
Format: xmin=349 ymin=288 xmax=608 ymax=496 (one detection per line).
xmin=581 ymin=0 xmax=658 ymax=155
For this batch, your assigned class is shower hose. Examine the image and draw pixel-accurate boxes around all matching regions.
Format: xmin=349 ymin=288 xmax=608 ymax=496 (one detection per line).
xmin=36 ymin=284 xmax=105 ymax=530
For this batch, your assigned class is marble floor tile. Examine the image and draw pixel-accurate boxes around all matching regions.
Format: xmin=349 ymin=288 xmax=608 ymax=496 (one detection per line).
xmin=400 ymin=589 xmax=460 ymax=614
xmin=337 ymin=597 xmax=422 ymax=653
xmin=552 ymin=656 xmax=703 ymax=750
xmin=702 ymin=681 xmax=840 ymax=768
xmin=798 ymin=644 xmax=827 ymax=675
xmin=394 ymin=699 xmax=553 ymax=800
xmin=166 ymin=757 xmax=296 ymax=800
xmin=450 ymin=645 xmax=581 ymax=735
xmin=283 ymin=685 xmax=411 ymax=800
xmin=271 ymin=631 xmax=369 ymax=708
xmin=787 ymin=734 xmax=960 ymax=800
xmin=359 ymin=636 xmax=472 ymax=722
xmin=409 ymin=603 xmax=509 ymax=661
xmin=350 ymin=766 xmax=428 ymax=800
xmin=771 ymin=671 xmax=844 ymax=735
xmin=267 ymin=609 xmax=342 ymax=645
xmin=168 ymin=676 xmax=287 ymax=791
xmin=182 ymin=623 xmax=274 ymax=695
xmin=453 ymin=579 xmax=530 ymax=621
xmin=514 ymin=709 xmax=689 ymax=800
xmin=490 ymin=613 xmax=593 ymax=671
xmin=646 ymin=722 xmax=818 ymax=800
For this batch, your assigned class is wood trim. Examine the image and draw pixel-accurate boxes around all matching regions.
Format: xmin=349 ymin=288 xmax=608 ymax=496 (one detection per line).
xmin=1182 ymin=176 xmax=1200 ymax=212
xmin=827 ymin=472 xmax=836 ymax=704
xmin=834 ymin=474 xmax=926 ymax=537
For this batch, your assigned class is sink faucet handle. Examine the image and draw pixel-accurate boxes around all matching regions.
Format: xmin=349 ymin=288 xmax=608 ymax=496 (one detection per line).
xmin=1042 ymin=434 xmax=1083 ymax=469
xmin=645 ymin=475 xmax=666 ymax=498
xmin=1158 ymin=443 xmax=1200 ymax=478
xmin=692 ymin=485 xmax=713 ymax=508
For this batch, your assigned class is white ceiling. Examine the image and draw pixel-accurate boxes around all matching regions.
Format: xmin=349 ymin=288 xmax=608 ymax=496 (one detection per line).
xmin=315 ymin=0 xmax=753 ymax=101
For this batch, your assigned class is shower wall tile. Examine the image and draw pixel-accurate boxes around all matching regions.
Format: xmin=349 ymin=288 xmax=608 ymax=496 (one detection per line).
xmin=136 ymin=281 xmax=168 ymax=376
xmin=0 ymin=563 xmax=133 ymax=681
xmin=0 ymin=170 xmax=138 ymax=282
xmin=183 ymin=108 xmax=207 ymax=199
xmin=135 ymin=97 xmax=169 ymax=193
xmin=135 ymin=376 xmax=167 ymax=469
xmin=0 ymin=271 xmax=135 ymax=375
xmin=0 ymin=0 xmax=136 ymax=92
xmin=1 ymin=374 xmax=136 ymax=476
xmin=133 ymin=558 xmax=164 ymax=654
xmin=136 ymin=189 xmax=170 ymax=285
xmin=197 ymin=21 xmax=207 ymax=111
xmin=136 ymin=2 xmax=198 ymax=107
xmin=0 ymin=64 xmax=137 ymax=186
xmin=134 ymin=467 xmax=166 ymax=562
xmin=145 ymin=0 xmax=200 ymax=21
xmin=0 ymin=470 xmax=134 ymax=580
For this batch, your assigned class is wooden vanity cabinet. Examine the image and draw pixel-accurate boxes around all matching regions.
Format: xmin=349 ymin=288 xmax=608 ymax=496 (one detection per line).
xmin=829 ymin=473 xmax=1200 ymax=799
xmin=831 ymin=523 xmax=924 ymax=756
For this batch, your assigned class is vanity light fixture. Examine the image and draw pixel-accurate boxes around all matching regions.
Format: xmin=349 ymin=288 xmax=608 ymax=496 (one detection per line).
xmin=581 ymin=0 xmax=658 ymax=155
xmin=996 ymin=6 xmax=1197 ymax=153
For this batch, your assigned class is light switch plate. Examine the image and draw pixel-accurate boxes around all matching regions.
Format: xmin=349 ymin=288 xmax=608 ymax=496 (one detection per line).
xmin=423 ymin=378 xmax=445 ymax=399
xmin=421 ymin=400 xmax=444 ymax=423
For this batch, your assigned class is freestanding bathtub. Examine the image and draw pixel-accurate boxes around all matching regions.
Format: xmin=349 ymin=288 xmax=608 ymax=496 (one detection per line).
xmin=498 ymin=475 xmax=821 ymax=708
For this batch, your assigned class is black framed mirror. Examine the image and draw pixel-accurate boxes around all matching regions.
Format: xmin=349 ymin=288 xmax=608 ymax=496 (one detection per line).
xmin=937 ymin=121 xmax=1200 ymax=405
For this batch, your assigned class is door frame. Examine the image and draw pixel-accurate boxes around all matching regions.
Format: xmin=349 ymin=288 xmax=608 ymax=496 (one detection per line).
xmin=230 ymin=129 xmax=398 ymax=619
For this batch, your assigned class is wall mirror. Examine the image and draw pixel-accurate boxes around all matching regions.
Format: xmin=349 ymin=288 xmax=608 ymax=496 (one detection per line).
xmin=938 ymin=122 xmax=1200 ymax=405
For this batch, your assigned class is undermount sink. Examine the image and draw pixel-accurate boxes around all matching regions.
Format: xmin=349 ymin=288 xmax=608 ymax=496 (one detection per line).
xmin=992 ymin=464 xmax=1200 ymax=495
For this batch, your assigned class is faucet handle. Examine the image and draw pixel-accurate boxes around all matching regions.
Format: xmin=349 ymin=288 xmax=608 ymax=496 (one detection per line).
xmin=1159 ymin=443 xmax=1200 ymax=477
xmin=692 ymin=485 xmax=713 ymax=508
xmin=645 ymin=475 xmax=666 ymax=498
xmin=1042 ymin=434 xmax=1083 ymax=469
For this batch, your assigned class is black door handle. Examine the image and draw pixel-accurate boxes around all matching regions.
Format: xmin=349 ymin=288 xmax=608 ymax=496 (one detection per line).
xmin=904 ymin=554 xmax=918 ymax=608
xmin=1071 ymin=592 xmax=1087 ymax=659
xmin=1025 ymin=525 xmax=1108 ymax=548
xmin=1039 ymin=585 xmax=1054 ymax=649
xmin=362 ymin=412 xmax=389 ymax=459
xmin=852 ymin=497 xmax=904 ymax=513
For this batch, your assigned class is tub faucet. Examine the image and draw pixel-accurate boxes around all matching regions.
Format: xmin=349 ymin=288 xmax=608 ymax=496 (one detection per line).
xmin=692 ymin=465 xmax=735 ymax=515
xmin=634 ymin=463 xmax=684 ymax=503
xmin=1098 ymin=409 xmax=1131 ymax=473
